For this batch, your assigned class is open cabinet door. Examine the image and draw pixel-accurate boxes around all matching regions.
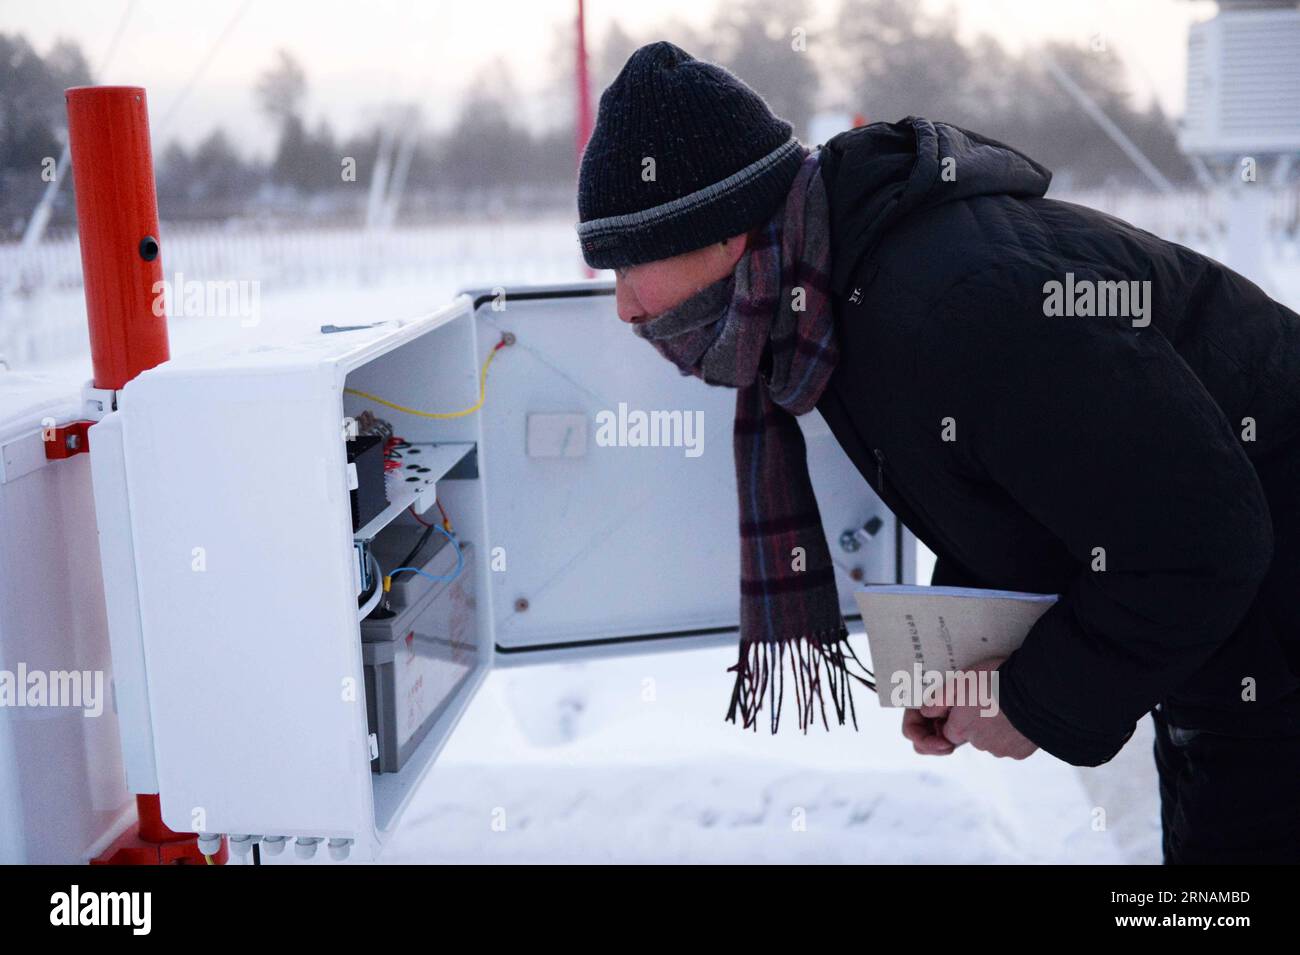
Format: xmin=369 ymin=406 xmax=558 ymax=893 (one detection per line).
xmin=465 ymin=283 xmax=910 ymax=667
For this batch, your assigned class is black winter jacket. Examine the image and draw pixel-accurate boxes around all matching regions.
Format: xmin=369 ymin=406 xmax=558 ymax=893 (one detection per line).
xmin=815 ymin=117 xmax=1300 ymax=766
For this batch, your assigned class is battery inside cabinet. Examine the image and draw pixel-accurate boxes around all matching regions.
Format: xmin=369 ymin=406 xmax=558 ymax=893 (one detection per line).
xmin=361 ymin=536 xmax=476 ymax=773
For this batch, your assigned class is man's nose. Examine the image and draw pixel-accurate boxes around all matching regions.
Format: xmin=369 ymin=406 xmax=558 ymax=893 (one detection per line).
xmin=614 ymin=277 xmax=644 ymax=324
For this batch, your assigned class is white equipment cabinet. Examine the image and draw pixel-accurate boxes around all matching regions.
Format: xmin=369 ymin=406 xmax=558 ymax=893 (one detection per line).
xmin=80 ymin=282 xmax=906 ymax=860
xmin=1180 ymin=0 xmax=1300 ymax=156
xmin=0 ymin=375 xmax=135 ymax=863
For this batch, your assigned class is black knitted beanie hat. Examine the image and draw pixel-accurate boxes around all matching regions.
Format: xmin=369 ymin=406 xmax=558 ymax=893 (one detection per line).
xmin=576 ymin=41 xmax=803 ymax=269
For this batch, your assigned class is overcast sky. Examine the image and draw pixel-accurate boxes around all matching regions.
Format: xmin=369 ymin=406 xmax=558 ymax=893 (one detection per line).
xmin=2 ymin=0 xmax=1219 ymax=156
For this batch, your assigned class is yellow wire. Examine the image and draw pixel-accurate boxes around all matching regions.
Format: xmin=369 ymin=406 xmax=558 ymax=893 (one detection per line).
xmin=203 ymin=854 xmax=214 ymax=865
xmin=344 ymin=343 xmax=505 ymax=420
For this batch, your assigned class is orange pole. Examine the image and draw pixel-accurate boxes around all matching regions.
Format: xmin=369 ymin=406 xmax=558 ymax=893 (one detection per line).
xmin=65 ymin=86 xmax=170 ymax=391
xmin=575 ymin=0 xmax=594 ymax=278
xmin=575 ymin=0 xmax=593 ymax=169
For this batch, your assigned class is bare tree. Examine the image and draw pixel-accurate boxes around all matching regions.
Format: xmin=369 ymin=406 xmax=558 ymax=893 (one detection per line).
xmin=705 ymin=0 xmax=820 ymax=138
xmin=256 ymin=49 xmax=307 ymax=127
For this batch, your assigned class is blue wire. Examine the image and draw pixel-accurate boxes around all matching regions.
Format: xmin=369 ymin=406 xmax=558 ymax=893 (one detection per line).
xmin=389 ymin=522 xmax=463 ymax=582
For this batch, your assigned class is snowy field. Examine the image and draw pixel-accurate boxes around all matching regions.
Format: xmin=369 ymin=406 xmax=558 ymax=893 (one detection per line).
xmin=383 ymin=645 xmax=1161 ymax=864
xmin=4 ymin=208 xmax=1296 ymax=864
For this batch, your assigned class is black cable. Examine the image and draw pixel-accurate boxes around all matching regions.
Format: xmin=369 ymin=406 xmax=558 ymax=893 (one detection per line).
xmin=252 ymin=842 xmax=261 ymax=866
xmin=397 ymin=523 xmax=436 ymax=572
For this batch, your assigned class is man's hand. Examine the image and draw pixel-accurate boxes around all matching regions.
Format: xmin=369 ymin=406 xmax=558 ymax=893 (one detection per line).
xmin=935 ymin=700 xmax=1038 ymax=759
xmin=901 ymin=707 xmax=956 ymax=755
xmin=899 ymin=657 xmax=1039 ymax=760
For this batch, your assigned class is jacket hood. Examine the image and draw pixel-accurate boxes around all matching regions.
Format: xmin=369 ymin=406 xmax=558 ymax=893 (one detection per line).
xmin=820 ymin=116 xmax=1052 ymax=294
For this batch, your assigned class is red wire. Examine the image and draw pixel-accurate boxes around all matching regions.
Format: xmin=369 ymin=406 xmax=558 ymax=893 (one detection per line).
xmin=383 ymin=435 xmax=406 ymax=471
xmin=408 ymin=500 xmax=452 ymax=530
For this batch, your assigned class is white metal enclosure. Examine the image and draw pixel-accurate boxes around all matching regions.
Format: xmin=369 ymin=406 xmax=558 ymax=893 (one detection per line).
xmin=0 ymin=374 xmax=134 ymax=864
xmin=0 ymin=282 xmax=907 ymax=861
xmin=1180 ymin=1 xmax=1300 ymax=156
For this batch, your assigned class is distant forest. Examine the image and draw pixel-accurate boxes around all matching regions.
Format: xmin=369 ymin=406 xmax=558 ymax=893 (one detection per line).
xmin=0 ymin=0 xmax=1196 ymax=235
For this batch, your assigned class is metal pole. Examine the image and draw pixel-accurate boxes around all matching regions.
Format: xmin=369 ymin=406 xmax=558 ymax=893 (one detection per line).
xmin=575 ymin=0 xmax=593 ymax=170
xmin=65 ymin=86 xmax=171 ymax=391
xmin=1041 ymin=55 xmax=1176 ymax=196
xmin=576 ymin=0 xmax=594 ymax=278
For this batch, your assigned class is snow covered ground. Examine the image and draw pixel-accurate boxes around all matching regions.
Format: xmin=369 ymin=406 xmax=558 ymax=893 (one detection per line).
xmin=383 ymin=645 xmax=1161 ymax=864
xmin=7 ymin=210 xmax=1294 ymax=865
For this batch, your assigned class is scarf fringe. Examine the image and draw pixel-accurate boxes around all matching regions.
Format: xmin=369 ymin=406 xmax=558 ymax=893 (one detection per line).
xmin=726 ymin=629 xmax=876 ymax=733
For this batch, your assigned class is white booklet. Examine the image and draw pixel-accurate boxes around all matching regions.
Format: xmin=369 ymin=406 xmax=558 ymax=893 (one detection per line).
xmin=853 ymin=585 xmax=1058 ymax=707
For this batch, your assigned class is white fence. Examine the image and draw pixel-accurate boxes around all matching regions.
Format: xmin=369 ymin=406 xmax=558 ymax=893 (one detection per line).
xmin=1 ymin=218 xmax=585 ymax=297
xmin=2 ymin=188 xmax=1299 ymax=370
xmin=1063 ymin=186 xmax=1300 ymax=256
xmin=0 ymin=218 xmax=586 ymax=369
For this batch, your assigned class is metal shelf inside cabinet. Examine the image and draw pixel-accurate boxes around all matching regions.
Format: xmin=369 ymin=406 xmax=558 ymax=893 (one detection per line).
xmin=354 ymin=442 xmax=475 ymax=542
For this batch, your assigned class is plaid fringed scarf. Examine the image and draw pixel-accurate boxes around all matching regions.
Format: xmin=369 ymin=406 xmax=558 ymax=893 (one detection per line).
xmin=632 ymin=148 xmax=874 ymax=733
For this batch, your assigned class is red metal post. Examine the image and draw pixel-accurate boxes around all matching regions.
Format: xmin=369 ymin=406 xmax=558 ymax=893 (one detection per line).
xmin=65 ymin=86 xmax=218 ymax=865
xmin=575 ymin=0 xmax=593 ymax=170
xmin=65 ymin=86 xmax=170 ymax=392
xmin=92 ymin=795 xmax=229 ymax=866
xmin=575 ymin=0 xmax=594 ymax=278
